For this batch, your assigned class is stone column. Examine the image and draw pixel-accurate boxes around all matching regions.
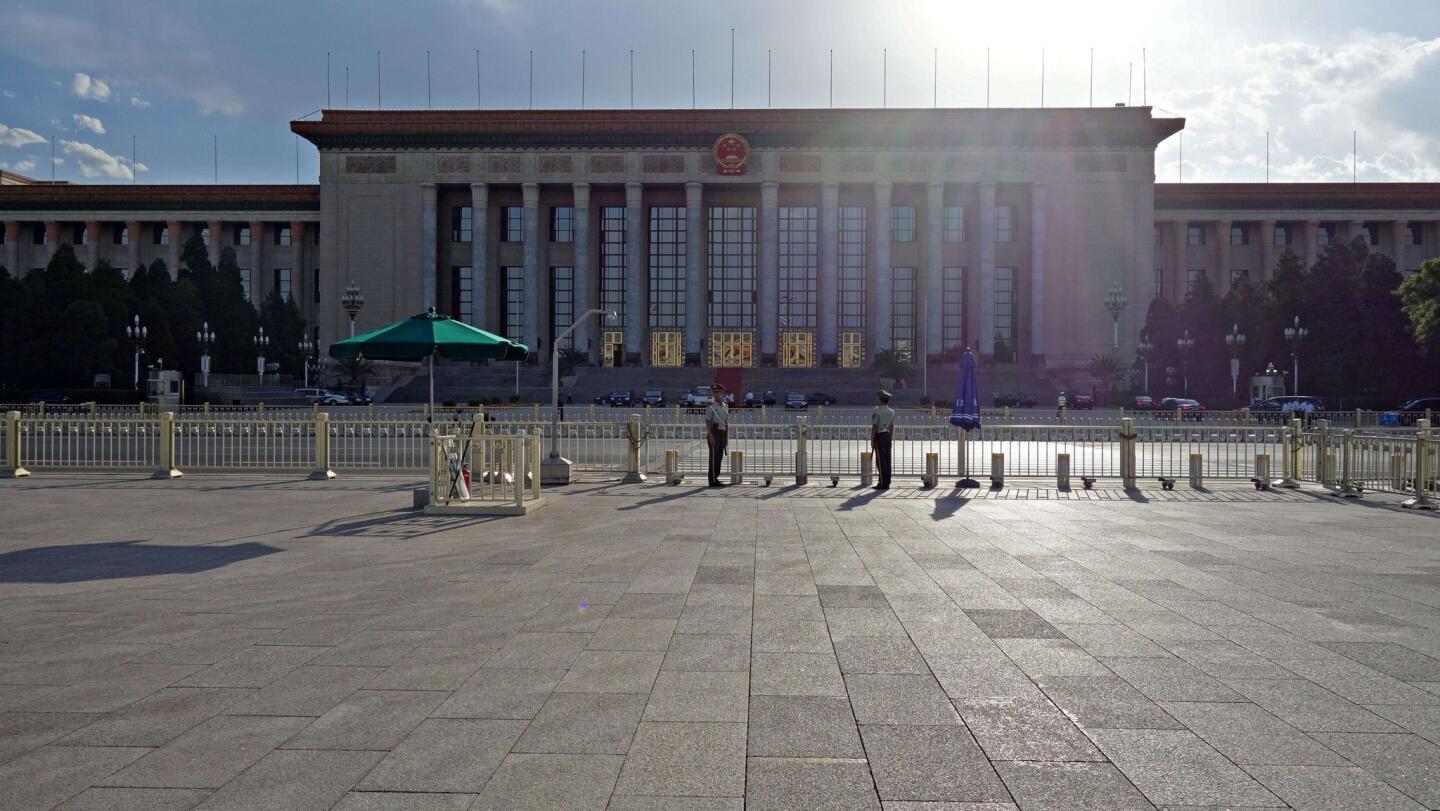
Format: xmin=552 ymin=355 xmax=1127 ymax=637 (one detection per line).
xmin=126 ymin=220 xmax=141 ymax=276
xmin=759 ymin=181 xmax=780 ymax=362
xmin=43 ymin=221 xmax=60 ymax=266
xmin=925 ymin=182 xmax=944 ymax=361
xmin=166 ymin=219 xmax=182 ymax=274
xmin=818 ymin=182 xmax=839 ymax=358
xmin=250 ymin=220 xmax=265 ymax=299
xmin=3 ymin=221 xmax=18 ymax=274
xmin=1392 ymin=220 xmax=1409 ymax=272
xmin=522 ymin=182 xmax=541 ymax=351
xmin=1259 ymin=220 xmax=1276 ymax=281
xmin=85 ymin=220 xmax=100 ymax=271
xmin=1028 ymin=183 xmax=1047 ymax=360
xmin=623 ymin=182 xmax=644 ymax=359
xmin=1215 ymin=220 xmax=1231 ymax=289
xmin=207 ymin=220 xmax=223 ymax=267
xmin=978 ymin=182 xmax=997 ymax=354
xmin=420 ymin=183 xmax=438 ymax=311
xmin=1171 ymin=219 xmax=1187 ymax=299
xmin=290 ymin=221 xmax=307 ymax=304
xmin=1348 ymin=220 xmax=1366 ymax=246
xmin=470 ymin=183 xmax=489 ymax=328
xmin=872 ymin=182 xmax=893 ymax=354
xmin=1303 ymin=220 xmax=1319 ymax=270
xmin=684 ymin=182 xmax=705 ymax=358
xmin=570 ymin=183 xmax=591 ymax=350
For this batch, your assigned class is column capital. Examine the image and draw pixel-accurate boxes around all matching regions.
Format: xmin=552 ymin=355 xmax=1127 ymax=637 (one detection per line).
xmin=3 ymin=220 xmax=18 ymax=237
xmin=874 ymin=180 xmax=893 ymax=195
xmin=684 ymin=181 xmax=702 ymax=206
xmin=249 ymin=218 xmax=266 ymax=231
xmin=927 ymin=180 xmax=944 ymax=191
xmin=760 ymin=181 xmax=779 ymax=204
xmin=521 ymin=181 xmax=540 ymax=202
xmin=624 ymin=181 xmax=643 ymax=205
xmin=470 ymin=182 xmax=489 ymax=206
xmin=571 ymin=181 xmax=591 ymax=206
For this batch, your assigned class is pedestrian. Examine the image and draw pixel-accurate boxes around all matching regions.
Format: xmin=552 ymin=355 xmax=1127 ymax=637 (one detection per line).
xmin=706 ymin=384 xmax=730 ymax=487
xmin=871 ymin=389 xmax=895 ymax=490
xmin=1056 ymin=390 xmax=1068 ymax=419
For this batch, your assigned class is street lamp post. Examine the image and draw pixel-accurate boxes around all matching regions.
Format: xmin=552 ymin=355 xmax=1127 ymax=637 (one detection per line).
xmin=1103 ymin=284 xmax=1128 ymax=351
xmin=1224 ymin=323 xmax=1246 ymax=402
xmin=341 ymin=281 xmax=365 ymax=338
xmin=1283 ymin=316 xmax=1307 ymax=395
xmin=254 ymin=327 xmax=269 ymax=383
xmin=544 ymin=309 xmax=615 ymax=485
xmin=196 ymin=321 xmax=216 ymax=389
xmin=1136 ymin=334 xmax=1153 ymax=395
xmin=298 ymin=335 xmax=315 ymax=388
xmin=126 ymin=315 xmax=148 ymax=389
xmin=1175 ymin=330 xmax=1195 ymax=396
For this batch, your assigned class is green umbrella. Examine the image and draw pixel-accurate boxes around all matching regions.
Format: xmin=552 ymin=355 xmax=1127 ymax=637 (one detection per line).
xmin=329 ymin=308 xmax=529 ymax=415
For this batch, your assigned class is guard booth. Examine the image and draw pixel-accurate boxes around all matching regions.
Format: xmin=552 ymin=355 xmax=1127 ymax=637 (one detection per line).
xmin=147 ymin=369 xmax=184 ymax=406
xmin=1249 ymin=367 xmax=1286 ymax=402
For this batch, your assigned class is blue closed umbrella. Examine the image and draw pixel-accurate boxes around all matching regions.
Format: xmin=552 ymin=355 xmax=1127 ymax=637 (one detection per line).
xmin=949 ymin=350 xmax=982 ymax=431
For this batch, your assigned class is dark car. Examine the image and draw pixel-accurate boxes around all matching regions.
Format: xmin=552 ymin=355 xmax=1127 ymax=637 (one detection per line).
xmin=1156 ymin=397 xmax=1207 ymax=421
xmin=593 ymin=394 xmax=609 ymax=405
xmin=641 ymin=389 xmax=665 ymax=407
xmin=784 ymin=393 xmax=808 ymax=410
xmin=806 ymin=392 xmax=838 ymax=406
xmin=607 ymin=389 xmax=634 ymax=407
xmin=1133 ymin=395 xmax=1154 ymax=410
xmin=1390 ymin=396 xmax=1440 ymax=426
xmin=1251 ymin=395 xmax=1325 ymax=423
xmin=993 ymin=393 xmax=1039 ymax=408
xmin=1070 ymin=393 xmax=1096 ymax=410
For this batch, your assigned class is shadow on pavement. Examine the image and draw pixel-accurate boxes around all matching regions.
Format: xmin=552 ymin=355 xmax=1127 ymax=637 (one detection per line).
xmin=0 ymin=540 xmax=281 ymax=583
xmin=305 ymin=509 xmax=506 ymax=539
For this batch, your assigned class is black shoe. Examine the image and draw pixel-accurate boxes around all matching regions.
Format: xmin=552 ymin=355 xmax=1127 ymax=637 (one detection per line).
xmin=710 ymin=482 xmax=727 ymax=488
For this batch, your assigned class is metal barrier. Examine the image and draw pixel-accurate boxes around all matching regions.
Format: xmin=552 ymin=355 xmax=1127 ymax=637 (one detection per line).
xmin=428 ymin=429 xmax=543 ymax=514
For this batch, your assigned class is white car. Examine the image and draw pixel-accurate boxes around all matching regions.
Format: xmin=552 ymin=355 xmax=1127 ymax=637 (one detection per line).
xmin=295 ymin=388 xmax=351 ymax=405
xmin=686 ymin=387 xmax=715 ymax=407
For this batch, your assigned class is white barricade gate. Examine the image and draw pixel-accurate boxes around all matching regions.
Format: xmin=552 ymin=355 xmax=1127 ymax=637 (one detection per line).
xmin=427 ymin=430 xmax=544 ymax=515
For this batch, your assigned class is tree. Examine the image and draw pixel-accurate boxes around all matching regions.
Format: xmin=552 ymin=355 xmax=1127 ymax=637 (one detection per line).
xmin=872 ymin=349 xmax=914 ymax=386
xmin=1400 ymin=259 xmax=1440 ymax=374
xmin=1300 ymin=239 xmax=1367 ymax=397
xmin=258 ymin=289 xmax=308 ymax=377
xmin=1179 ymin=273 xmax=1225 ymax=398
xmin=210 ymin=247 xmax=260 ymax=376
xmin=1355 ymin=250 xmax=1421 ymax=403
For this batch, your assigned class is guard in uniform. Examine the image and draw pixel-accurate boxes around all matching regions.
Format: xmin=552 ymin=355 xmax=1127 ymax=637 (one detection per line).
xmin=706 ymin=384 xmax=730 ymax=487
xmin=871 ymin=390 xmax=895 ymax=490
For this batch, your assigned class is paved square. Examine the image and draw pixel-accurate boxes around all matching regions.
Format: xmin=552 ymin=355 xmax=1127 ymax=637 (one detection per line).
xmin=1 ymin=475 xmax=1438 ymax=809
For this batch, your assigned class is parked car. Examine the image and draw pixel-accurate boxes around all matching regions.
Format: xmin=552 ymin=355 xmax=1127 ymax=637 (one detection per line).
xmin=1251 ymin=395 xmax=1325 ymax=423
xmin=593 ymin=394 xmax=610 ymax=405
xmin=681 ymin=387 xmax=715 ymax=409
xmin=1155 ymin=397 xmax=1207 ymax=420
xmin=1133 ymin=395 xmax=1154 ymax=410
xmin=1069 ymin=393 xmax=1096 ymax=410
xmin=806 ymin=392 xmax=838 ymax=406
xmin=294 ymin=388 xmax=351 ymax=405
xmin=642 ymin=389 xmax=665 ymax=407
xmin=781 ymin=393 xmax=807 ymax=410
xmin=607 ymin=389 xmax=634 ymax=407
xmin=1387 ymin=396 xmax=1440 ymax=426
xmin=993 ymin=393 xmax=1039 ymax=408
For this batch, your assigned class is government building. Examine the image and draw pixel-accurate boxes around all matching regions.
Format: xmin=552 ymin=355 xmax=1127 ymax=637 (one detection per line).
xmin=3 ymin=107 xmax=1438 ymax=372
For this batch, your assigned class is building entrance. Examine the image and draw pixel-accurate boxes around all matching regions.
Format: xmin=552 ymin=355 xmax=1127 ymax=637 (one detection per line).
xmin=601 ymin=330 xmax=624 ymax=367
xmin=650 ymin=331 xmax=683 ymax=367
xmin=708 ymin=331 xmax=755 ymax=367
xmin=781 ymin=332 xmax=816 ymax=368
xmin=840 ymin=331 xmax=865 ymax=368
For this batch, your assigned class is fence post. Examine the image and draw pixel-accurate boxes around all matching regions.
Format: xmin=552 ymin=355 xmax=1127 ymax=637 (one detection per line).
xmin=922 ymin=452 xmax=938 ymax=489
xmin=152 ymin=411 xmax=182 ymax=479
xmin=794 ymin=419 xmax=808 ymax=486
xmin=1403 ymin=419 xmax=1435 ymax=510
xmin=1254 ymin=454 xmax=1271 ymax=489
xmin=1119 ymin=417 xmax=1136 ymax=490
xmin=958 ymin=427 xmax=979 ymax=488
xmin=730 ymin=450 xmax=743 ymax=485
xmin=622 ymin=413 xmax=646 ymax=483
xmin=530 ymin=431 xmax=541 ymax=500
xmin=860 ymin=451 xmax=873 ymax=486
xmin=1277 ymin=418 xmax=1301 ymax=488
xmin=665 ymin=450 xmax=681 ymax=485
xmin=990 ymin=452 xmax=1004 ymax=489
xmin=1317 ymin=420 xmax=1334 ymax=485
xmin=513 ymin=434 xmax=525 ymax=508
xmin=1 ymin=411 xmax=29 ymax=478
xmin=1188 ymin=453 xmax=1203 ymax=489
xmin=1390 ymin=453 xmax=1406 ymax=494
xmin=310 ymin=411 xmax=337 ymax=480
xmin=1056 ymin=453 xmax=1070 ymax=490
xmin=1333 ymin=430 xmax=1360 ymax=497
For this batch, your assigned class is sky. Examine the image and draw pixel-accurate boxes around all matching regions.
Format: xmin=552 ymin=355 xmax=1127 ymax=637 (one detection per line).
xmin=2 ymin=0 xmax=1440 ymax=185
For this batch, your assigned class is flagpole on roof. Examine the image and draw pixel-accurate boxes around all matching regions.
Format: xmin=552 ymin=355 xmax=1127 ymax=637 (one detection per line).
xmin=730 ymin=28 xmax=735 ymax=108
xmin=326 ymin=52 xmax=331 ymax=108
xmin=376 ymin=50 xmax=381 ymax=108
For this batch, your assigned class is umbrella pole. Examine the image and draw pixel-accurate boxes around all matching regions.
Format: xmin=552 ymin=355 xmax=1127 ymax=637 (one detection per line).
xmin=429 ymin=352 xmax=435 ymax=424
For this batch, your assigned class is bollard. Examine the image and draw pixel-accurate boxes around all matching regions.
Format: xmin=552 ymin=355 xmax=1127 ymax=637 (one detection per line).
xmin=1254 ymin=454 xmax=1271 ymax=490
xmin=1056 ymin=453 xmax=1071 ymax=490
xmin=1403 ymin=419 xmax=1435 ymax=510
xmin=530 ymin=431 xmax=542 ymax=500
xmin=1390 ymin=453 xmax=1406 ymax=494
xmin=152 ymin=411 xmax=183 ymax=479
xmin=665 ymin=450 xmax=681 ymax=485
xmin=513 ymin=434 xmax=525 ymax=508
xmin=1003 ymin=406 xmax=1011 ymax=423
xmin=860 ymin=451 xmax=873 ymax=487
xmin=1188 ymin=453 xmax=1203 ymax=489
xmin=1332 ymin=430 xmax=1360 ymax=497
xmin=1 ymin=411 xmax=29 ymax=478
xmin=730 ymin=450 xmax=743 ymax=485
xmin=1316 ymin=420 xmax=1333 ymax=485
xmin=990 ymin=452 xmax=1005 ymax=489
xmin=1119 ymin=417 xmax=1136 ymax=490
xmin=309 ymin=411 xmax=337 ymax=480
xmin=1058 ymin=405 xmax=1067 ymax=424
xmin=922 ymin=452 xmax=938 ymax=489
xmin=794 ymin=419 xmax=809 ymax=485
xmin=1277 ymin=418 xmax=1301 ymax=488
xmin=622 ymin=414 xmax=646 ymax=483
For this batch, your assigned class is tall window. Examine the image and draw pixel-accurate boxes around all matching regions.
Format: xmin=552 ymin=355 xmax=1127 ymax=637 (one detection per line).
xmin=778 ymin=206 xmax=817 ymax=330
xmin=452 ymin=206 xmax=473 ymax=242
xmin=1230 ymin=225 xmax=1248 ymax=246
xmin=74 ymin=224 xmax=87 ymax=245
xmin=275 ymin=226 xmax=292 ymax=246
xmin=313 ymin=267 xmax=320 ymax=305
xmin=451 ymin=266 xmax=473 ymax=322
xmin=995 ymin=206 xmax=1013 ymax=242
xmin=1317 ymin=225 xmax=1330 ymax=247
xmin=1363 ymin=224 xmax=1379 ymax=246
xmin=114 ymin=225 xmax=129 ymax=246
xmin=1274 ymin=224 xmax=1290 ymax=246
xmin=154 ymin=225 xmax=169 ymax=246
xmin=1154 ymin=225 xmax=1163 ymax=245
xmin=1187 ymin=269 xmax=1206 ymax=291
xmin=502 ymin=207 xmax=524 ymax=242
xmin=235 ymin=226 xmax=251 ymax=246
xmin=994 ymin=267 xmax=1014 ymax=358
xmin=942 ymin=267 xmax=965 ymax=350
xmin=648 ymin=207 xmax=686 ymax=330
xmin=551 ymin=207 xmax=574 ymax=243
xmin=273 ymin=268 xmax=292 ymax=301
xmin=551 ymin=266 xmax=574 ymax=349
xmin=600 ymin=207 xmax=626 ymax=330
xmin=891 ymin=267 xmax=916 ymax=361
xmin=890 ymin=206 xmax=916 ymax=242
xmin=1229 ymin=269 xmax=1249 ymax=287
xmin=1410 ymin=224 xmax=1424 ymax=246
xmin=1154 ymin=268 xmax=1164 ymax=300
xmin=32 ymin=224 xmax=44 ymax=245
xmin=1187 ymin=225 xmax=1204 ymax=246
xmin=707 ymin=206 xmax=756 ymax=329
xmin=240 ymin=269 xmax=252 ymax=302
xmin=503 ymin=266 xmax=524 ymax=342
xmin=943 ymin=206 xmax=965 ymax=242
xmin=838 ymin=206 xmax=867 ymax=331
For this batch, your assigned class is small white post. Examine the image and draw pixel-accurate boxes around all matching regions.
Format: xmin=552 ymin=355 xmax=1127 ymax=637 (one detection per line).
xmin=1 ymin=411 xmax=29 ymax=478
xmin=665 ymin=449 xmax=681 ymax=485
xmin=513 ymin=433 xmax=525 ymax=508
xmin=1188 ymin=453 xmax=1203 ymax=489
xmin=1277 ymin=418 xmax=1301 ymax=488
xmin=1390 ymin=453 xmax=1406 ymax=494
xmin=309 ymin=411 xmax=337 ymax=480
xmin=1056 ymin=452 xmax=1070 ymax=490
xmin=794 ymin=419 xmax=808 ymax=485
xmin=922 ymin=452 xmax=938 ymax=489
xmin=152 ymin=410 xmax=182 ymax=479
xmin=860 ymin=451 xmax=873 ymax=486
xmin=1254 ymin=454 xmax=1271 ymax=490
xmin=990 ymin=452 xmax=1004 ymax=489
xmin=529 ymin=431 xmax=541 ymax=500
xmin=1119 ymin=417 xmax=1136 ymax=490
xmin=730 ymin=449 xmax=743 ymax=485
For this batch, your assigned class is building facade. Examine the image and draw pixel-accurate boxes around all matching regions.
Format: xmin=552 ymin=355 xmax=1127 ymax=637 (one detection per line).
xmin=3 ymin=107 xmax=1439 ymax=371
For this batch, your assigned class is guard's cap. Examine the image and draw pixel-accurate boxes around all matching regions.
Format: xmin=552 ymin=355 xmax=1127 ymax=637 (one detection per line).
xmin=711 ymin=383 xmax=726 ymax=392
xmin=878 ymin=390 xmax=893 ymax=400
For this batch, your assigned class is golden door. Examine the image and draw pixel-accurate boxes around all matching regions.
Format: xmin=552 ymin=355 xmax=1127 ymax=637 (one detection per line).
xmin=601 ymin=330 xmax=624 ymax=367
xmin=781 ymin=332 xmax=815 ymax=368
xmin=839 ymin=331 xmax=865 ymax=368
xmin=650 ymin=331 xmax=684 ymax=367
xmin=708 ymin=331 xmax=755 ymax=367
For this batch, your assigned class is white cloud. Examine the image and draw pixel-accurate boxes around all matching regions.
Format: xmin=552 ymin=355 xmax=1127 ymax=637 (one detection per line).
xmin=14 ymin=159 xmax=37 ymax=172
xmin=129 ymin=96 xmax=150 ymax=108
xmin=1 ymin=90 xmax=14 ymax=99
xmin=59 ymin=139 xmax=138 ymax=179
xmin=0 ymin=123 xmax=46 ymax=148
xmin=70 ymin=72 xmax=111 ymax=101
xmin=73 ymin=114 xmax=105 ymax=134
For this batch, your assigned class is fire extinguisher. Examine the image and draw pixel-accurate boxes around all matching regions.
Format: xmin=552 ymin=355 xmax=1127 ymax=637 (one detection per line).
xmin=460 ymin=464 xmax=472 ymax=499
